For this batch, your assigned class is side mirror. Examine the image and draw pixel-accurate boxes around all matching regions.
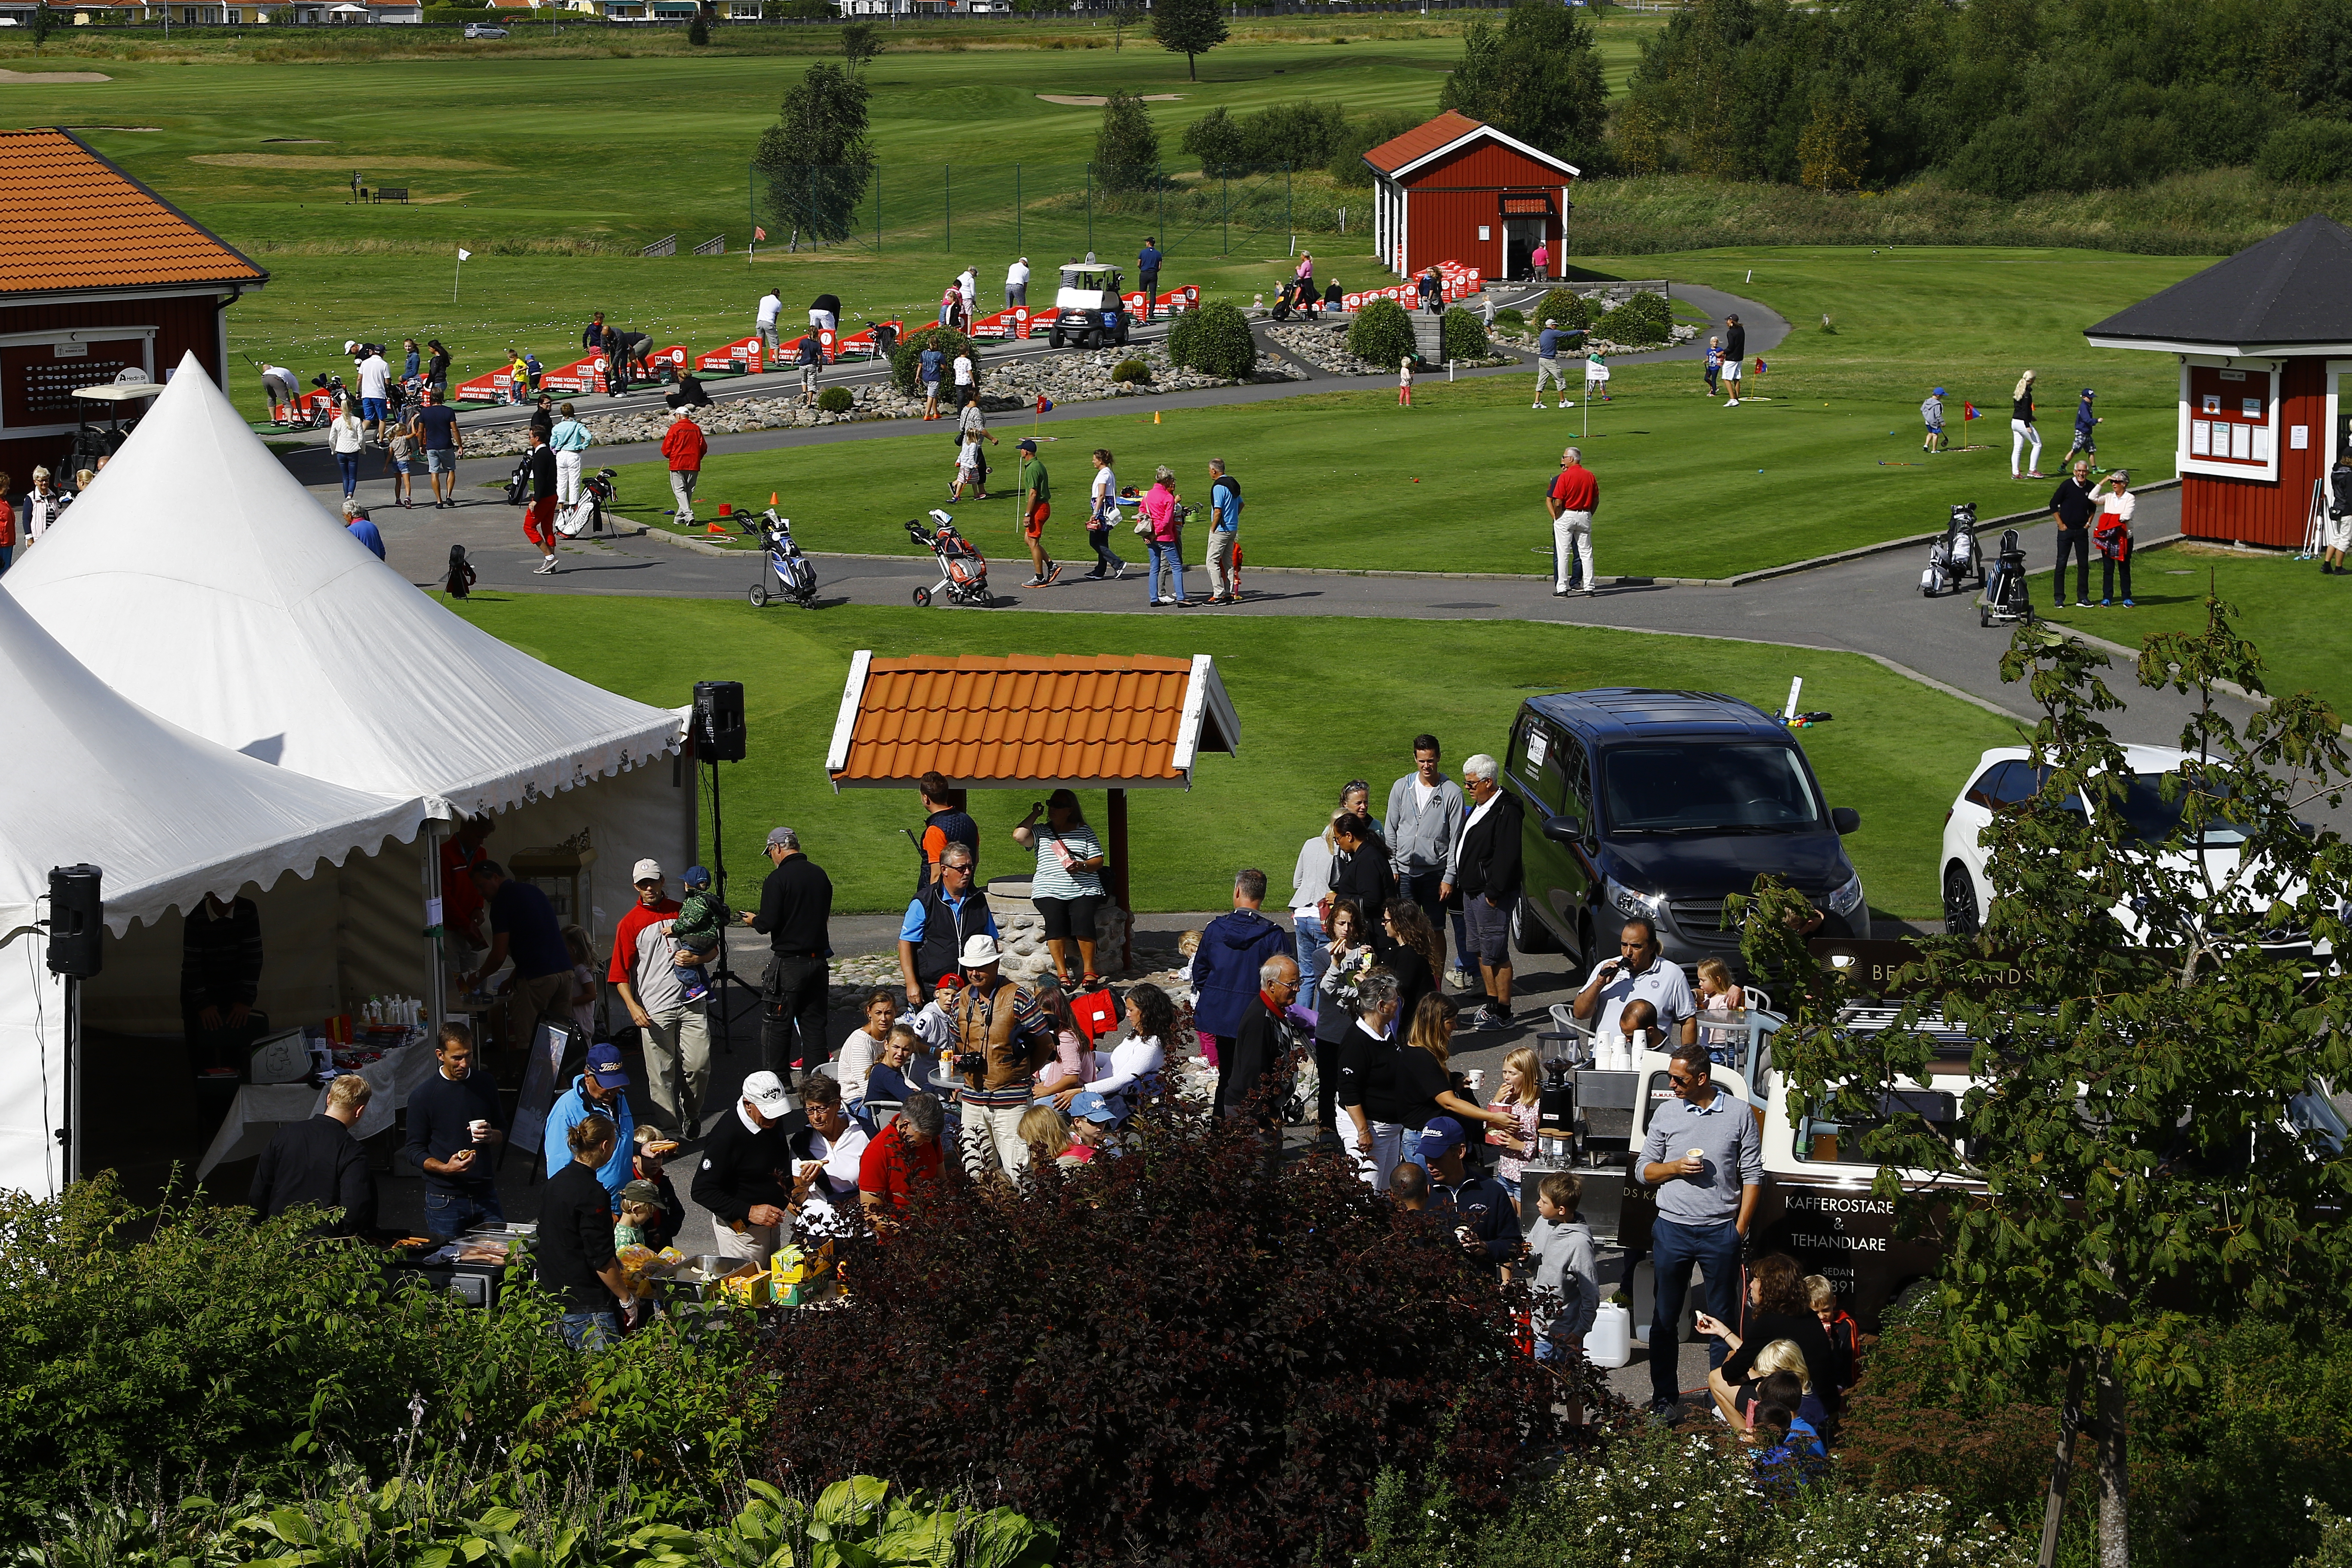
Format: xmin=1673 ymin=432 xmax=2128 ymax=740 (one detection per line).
xmin=1831 ymin=807 xmax=1861 ymax=836
xmin=1542 ymin=814 xmax=1582 ymax=844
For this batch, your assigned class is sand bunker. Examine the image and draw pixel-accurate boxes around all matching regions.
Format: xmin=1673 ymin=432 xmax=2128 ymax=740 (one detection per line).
xmin=0 ymin=69 xmax=113 ymax=83
xmin=1036 ymin=93 xmax=1185 ymax=105
xmin=190 ymin=153 xmax=496 ymax=170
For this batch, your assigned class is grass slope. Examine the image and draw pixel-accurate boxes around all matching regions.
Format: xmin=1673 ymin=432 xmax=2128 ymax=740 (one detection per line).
xmin=592 ymin=245 xmax=2199 ymax=581
xmin=2036 ymin=544 xmax=2352 ymax=721
xmin=441 ymin=595 xmax=2022 ymax=918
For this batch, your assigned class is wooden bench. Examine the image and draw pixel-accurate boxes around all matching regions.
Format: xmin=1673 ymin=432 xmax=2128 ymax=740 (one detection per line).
xmin=374 ymin=187 xmax=410 ymax=204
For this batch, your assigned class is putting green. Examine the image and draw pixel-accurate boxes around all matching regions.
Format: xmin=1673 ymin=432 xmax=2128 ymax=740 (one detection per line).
xmin=441 ymin=596 xmax=2021 ymax=918
xmin=598 ymin=238 xmax=2197 ymax=583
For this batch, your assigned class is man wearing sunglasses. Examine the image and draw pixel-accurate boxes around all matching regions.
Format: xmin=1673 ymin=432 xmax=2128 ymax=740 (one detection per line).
xmin=1635 ymin=1041 xmax=1761 ymax=1420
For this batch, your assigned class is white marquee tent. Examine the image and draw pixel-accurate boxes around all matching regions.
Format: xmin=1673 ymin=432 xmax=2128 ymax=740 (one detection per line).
xmin=0 ymin=588 xmax=428 ymax=1197
xmin=2 ymin=356 xmax=693 ymax=1184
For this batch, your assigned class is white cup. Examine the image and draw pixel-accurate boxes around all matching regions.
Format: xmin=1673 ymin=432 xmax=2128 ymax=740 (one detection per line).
xmin=1464 ymin=1069 xmax=1485 ymax=1098
xmin=468 ymin=1118 xmax=490 ymax=1143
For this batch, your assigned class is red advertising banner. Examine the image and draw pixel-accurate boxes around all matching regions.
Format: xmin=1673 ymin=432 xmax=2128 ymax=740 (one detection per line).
xmin=453 ymin=369 xmax=509 ymax=404
xmin=643 ymin=344 xmax=689 ymax=374
xmin=539 ymin=355 xmax=607 ymax=395
xmin=696 ymin=336 xmax=764 ymax=374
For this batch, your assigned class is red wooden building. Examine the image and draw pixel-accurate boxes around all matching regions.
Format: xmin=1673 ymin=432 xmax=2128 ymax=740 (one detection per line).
xmin=2085 ymin=214 xmax=2352 ymax=548
xmin=1361 ymin=111 xmax=1579 ymax=284
xmin=0 ymin=129 xmax=266 ymax=486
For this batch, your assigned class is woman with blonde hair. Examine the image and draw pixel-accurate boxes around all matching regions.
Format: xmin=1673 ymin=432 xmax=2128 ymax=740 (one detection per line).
xmin=1395 ymin=994 xmax=1523 ymax=1158
xmin=1017 ymin=1103 xmax=1071 ymax=1169
xmin=1489 ymin=1044 xmax=1543 ymax=1201
xmin=2010 ymin=369 xmax=2043 ymax=480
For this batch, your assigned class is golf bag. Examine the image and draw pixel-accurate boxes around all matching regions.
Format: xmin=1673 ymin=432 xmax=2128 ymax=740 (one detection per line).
xmin=553 ymin=467 xmax=617 ymax=539
xmin=1978 ymin=527 xmax=2033 ymax=628
xmin=744 ymin=508 xmax=819 ymax=608
xmin=2331 ymin=459 xmax=2352 ymax=521
xmin=906 ymin=509 xmax=994 ymax=608
xmin=1920 ymin=502 xmax=1983 ymax=597
xmin=503 ymin=458 xmax=532 ymax=507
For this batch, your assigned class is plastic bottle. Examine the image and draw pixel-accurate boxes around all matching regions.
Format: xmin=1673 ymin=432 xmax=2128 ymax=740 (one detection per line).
xmin=1586 ymin=1302 xmax=1632 ymax=1369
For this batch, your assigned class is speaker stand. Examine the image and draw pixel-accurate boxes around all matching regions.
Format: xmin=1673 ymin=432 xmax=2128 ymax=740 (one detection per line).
xmin=704 ymin=754 xmax=755 ymax=1039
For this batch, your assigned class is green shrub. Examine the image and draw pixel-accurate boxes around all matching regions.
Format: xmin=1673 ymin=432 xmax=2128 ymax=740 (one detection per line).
xmin=0 ymin=1178 xmax=765 ymax=1532
xmin=1168 ymin=300 xmax=1256 ymax=380
xmin=1112 ymin=358 xmax=1151 ymax=384
xmin=1493 ymin=306 xmax=1526 ymax=331
xmin=1595 ymin=290 xmax=1671 ymax=347
xmin=817 ymin=384 xmax=854 ymax=413
xmin=888 ymin=326 xmax=976 ymax=398
xmin=2257 ymin=119 xmax=2352 ymax=185
xmin=1347 ymin=298 xmax=1417 ymax=371
xmin=1532 ymin=287 xmax=1589 ymax=331
xmin=1439 ymin=307 xmax=1488 ymax=360
xmin=686 ymin=15 xmax=708 ymax=43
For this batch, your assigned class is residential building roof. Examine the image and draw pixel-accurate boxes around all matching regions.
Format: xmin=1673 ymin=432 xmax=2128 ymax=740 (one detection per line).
xmin=0 ymin=128 xmax=265 ymax=297
xmin=1360 ymin=110 xmax=1581 ymax=182
xmin=2086 ymin=214 xmax=2352 ymax=353
xmin=825 ymin=652 xmax=1240 ymax=790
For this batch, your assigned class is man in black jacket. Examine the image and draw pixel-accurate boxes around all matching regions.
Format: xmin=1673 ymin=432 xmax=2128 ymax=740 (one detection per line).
xmin=1216 ymin=954 xmax=1303 ymax=1129
xmin=182 ymin=891 xmax=263 ymax=1073
xmin=744 ymin=826 xmax=833 ymax=1086
xmin=692 ymin=1068 xmax=795 ymax=1263
xmin=248 ymin=1074 xmax=378 ymax=1237
xmin=896 ymin=842 xmax=994 ymax=1009
xmin=523 ymin=426 xmax=559 ymax=576
xmin=1445 ymin=753 xmax=1525 ymax=1032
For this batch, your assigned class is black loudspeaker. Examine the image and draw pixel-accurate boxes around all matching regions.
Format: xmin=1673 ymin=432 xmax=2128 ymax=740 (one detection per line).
xmin=48 ymin=864 xmax=102 ymax=979
xmin=693 ymin=680 xmax=747 ymax=762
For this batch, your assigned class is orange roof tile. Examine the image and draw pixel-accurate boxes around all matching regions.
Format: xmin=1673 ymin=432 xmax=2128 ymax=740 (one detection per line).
xmin=1361 ymin=111 xmax=1488 ymax=176
xmin=0 ymin=129 xmax=266 ymax=297
xmin=828 ymin=653 xmax=1239 ymax=790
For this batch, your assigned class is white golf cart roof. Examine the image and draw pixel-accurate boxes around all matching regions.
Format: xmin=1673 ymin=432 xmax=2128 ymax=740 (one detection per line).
xmin=74 ymin=370 xmax=164 ymax=404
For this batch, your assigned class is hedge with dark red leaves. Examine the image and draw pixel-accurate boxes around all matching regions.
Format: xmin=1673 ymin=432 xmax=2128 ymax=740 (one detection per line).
xmin=750 ymin=1100 xmax=1595 ymax=1566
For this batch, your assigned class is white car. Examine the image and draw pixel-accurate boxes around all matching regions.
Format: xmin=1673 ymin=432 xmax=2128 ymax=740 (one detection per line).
xmin=464 ymin=21 xmax=508 ymax=36
xmin=1939 ymin=744 xmax=2311 ymax=952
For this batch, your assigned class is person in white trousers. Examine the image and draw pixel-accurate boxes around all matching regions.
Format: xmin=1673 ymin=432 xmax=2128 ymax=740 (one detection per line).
xmin=2010 ymin=369 xmax=2044 ymax=479
xmin=549 ymin=401 xmax=591 ymax=508
xmin=1547 ymin=446 xmax=1599 ymax=597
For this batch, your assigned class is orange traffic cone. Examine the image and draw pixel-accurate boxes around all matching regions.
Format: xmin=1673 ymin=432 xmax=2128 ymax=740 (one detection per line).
xmin=706 ymin=522 xmax=729 ymax=536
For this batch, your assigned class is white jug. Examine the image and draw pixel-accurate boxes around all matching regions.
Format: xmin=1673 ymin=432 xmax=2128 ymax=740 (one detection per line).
xmin=1585 ymin=1302 xmax=1632 ymax=1369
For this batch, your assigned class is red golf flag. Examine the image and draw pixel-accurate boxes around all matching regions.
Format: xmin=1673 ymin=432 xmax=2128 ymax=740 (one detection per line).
xmin=1036 ymin=394 xmax=1052 ymax=413
xmin=1963 ymin=401 xmax=1979 ymax=422
xmin=754 ymin=226 xmax=767 ymax=242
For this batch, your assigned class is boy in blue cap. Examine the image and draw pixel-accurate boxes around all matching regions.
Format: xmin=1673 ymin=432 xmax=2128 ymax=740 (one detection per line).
xmin=1920 ymin=388 xmax=1946 ymax=453
xmin=668 ymin=865 xmax=732 ymax=1004
xmin=1420 ymin=1116 xmax=1519 ymax=1271
xmin=1060 ymin=1090 xmax=1121 ymax=1167
xmin=2064 ymin=388 xmax=2101 ymax=467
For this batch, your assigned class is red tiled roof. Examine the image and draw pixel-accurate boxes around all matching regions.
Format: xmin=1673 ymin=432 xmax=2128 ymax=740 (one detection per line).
xmin=1362 ymin=111 xmax=1488 ymax=176
xmin=828 ymin=653 xmax=1239 ymax=790
xmin=0 ymin=129 xmax=266 ymax=296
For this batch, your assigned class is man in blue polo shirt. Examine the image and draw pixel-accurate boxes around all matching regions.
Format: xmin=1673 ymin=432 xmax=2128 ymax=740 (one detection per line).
xmin=1637 ymin=1041 xmax=1762 ymax=1419
xmin=896 ymin=842 xmax=996 ymax=1010
xmin=1204 ymin=456 xmax=1242 ymax=605
xmin=545 ymin=1041 xmax=636 ymax=1210
xmin=1136 ymin=236 xmax=1162 ymax=319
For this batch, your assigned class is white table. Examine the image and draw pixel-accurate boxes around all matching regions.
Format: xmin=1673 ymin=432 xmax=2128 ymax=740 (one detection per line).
xmin=195 ymin=1032 xmax=435 ymax=1179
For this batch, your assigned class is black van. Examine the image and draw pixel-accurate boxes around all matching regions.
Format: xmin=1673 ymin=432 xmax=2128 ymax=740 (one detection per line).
xmin=1501 ymin=688 xmax=1867 ymax=978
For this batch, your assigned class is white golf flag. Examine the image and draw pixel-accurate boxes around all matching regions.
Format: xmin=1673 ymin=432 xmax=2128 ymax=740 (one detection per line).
xmin=456 ymin=247 xmax=472 ymax=260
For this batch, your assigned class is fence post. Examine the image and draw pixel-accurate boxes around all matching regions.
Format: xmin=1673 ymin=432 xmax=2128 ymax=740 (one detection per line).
xmin=945 ymin=163 xmax=951 ymax=253
xmin=1016 ymin=164 xmax=1021 ymax=256
xmin=1286 ymin=164 xmax=1292 ymax=246
xmin=1086 ymin=165 xmax=1093 ymax=254
xmin=877 ymin=163 xmax=882 ymax=253
xmin=1222 ymin=175 xmax=1229 ymax=255
xmin=747 ymin=164 xmax=754 ymax=265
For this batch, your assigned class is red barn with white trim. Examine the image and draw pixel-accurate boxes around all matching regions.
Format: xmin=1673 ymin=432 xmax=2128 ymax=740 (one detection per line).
xmin=2086 ymin=215 xmax=2352 ymax=549
xmin=1361 ymin=110 xmax=1579 ymax=284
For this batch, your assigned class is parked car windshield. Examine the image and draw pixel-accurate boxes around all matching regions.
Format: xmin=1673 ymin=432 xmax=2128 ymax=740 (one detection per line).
xmin=2039 ymin=766 xmax=2252 ymax=847
xmin=1601 ymin=743 xmax=1821 ymax=834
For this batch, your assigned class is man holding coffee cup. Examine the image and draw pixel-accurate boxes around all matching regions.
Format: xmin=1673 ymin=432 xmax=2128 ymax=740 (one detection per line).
xmin=1634 ymin=1041 xmax=1761 ymax=1420
xmin=404 ymin=1023 xmax=507 ymax=1240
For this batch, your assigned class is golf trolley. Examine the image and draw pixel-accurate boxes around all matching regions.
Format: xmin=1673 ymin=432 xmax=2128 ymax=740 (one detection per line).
xmin=1978 ymin=527 xmax=2034 ymax=628
xmin=553 ymin=467 xmax=619 ymax=539
xmin=1920 ymin=502 xmax=1985 ymax=597
xmin=742 ymin=507 xmax=820 ymax=608
xmin=906 ymin=509 xmax=996 ymax=608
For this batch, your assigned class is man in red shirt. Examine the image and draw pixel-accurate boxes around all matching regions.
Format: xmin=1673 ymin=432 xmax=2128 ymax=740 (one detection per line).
xmin=858 ymin=1091 xmax=946 ymax=1229
xmin=1547 ymin=445 xmax=1600 ymax=599
xmin=439 ymin=815 xmax=494 ymax=955
xmin=661 ymin=408 xmax=707 ymax=526
xmin=607 ymin=858 xmax=710 ymax=1136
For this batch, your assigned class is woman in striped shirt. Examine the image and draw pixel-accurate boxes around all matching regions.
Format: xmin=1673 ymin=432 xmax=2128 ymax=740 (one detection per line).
xmin=1014 ymin=788 xmax=1109 ymax=987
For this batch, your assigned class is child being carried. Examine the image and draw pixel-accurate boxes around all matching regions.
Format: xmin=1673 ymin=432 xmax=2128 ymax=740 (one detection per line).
xmin=665 ymin=864 xmax=732 ymax=1004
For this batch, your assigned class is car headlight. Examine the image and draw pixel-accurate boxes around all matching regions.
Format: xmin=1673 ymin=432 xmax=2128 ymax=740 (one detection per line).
xmin=1605 ymin=876 xmax=1665 ymax=921
xmin=1826 ymin=871 xmax=1865 ymax=917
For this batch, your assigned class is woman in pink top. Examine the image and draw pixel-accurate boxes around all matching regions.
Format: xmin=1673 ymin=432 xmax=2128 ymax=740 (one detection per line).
xmin=1141 ymin=466 xmax=1186 ymax=606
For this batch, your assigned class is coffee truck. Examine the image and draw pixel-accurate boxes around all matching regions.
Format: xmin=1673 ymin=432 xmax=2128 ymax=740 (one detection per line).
xmin=1605 ymin=939 xmax=1992 ymax=1332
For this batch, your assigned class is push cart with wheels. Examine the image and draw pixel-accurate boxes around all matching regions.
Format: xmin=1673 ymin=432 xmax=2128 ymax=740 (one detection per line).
xmin=742 ymin=507 xmax=819 ymax=608
xmin=905 ymin=508 xmax=996 ymax=608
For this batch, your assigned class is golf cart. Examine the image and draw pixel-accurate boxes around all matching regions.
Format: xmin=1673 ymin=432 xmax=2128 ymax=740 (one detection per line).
xmin=69 ymin=368 xmax=164 ymax=477
xmin=1047 ymin=263 xmax=1129 ymax=351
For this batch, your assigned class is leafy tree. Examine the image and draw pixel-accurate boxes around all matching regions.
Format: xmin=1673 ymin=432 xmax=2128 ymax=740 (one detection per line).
xmin=1093 ymin=88 xmax=1160 ymax=194
xmin=1797 ymin=92 xmax=1867 ymax=190
xmin=1438 ymin=1 xmax=1609 ymax=165
xmin=687 ymin=14 xmax=709 ymax=44
xmin=887 ymin=326 xmax=977 ymax=398
xmin=1182 ymin=105 xmax=1249 ymax=179
xmin=1440 ymin=306 xmax=1490 ymax=360
xmin=752 ymin=61 xmax=876 ymax=251
xmin=1328 ymin=108 xmax=1425 ymax=187
xmin=1151 ymin=0 xmax=1227 ymax=82
xmin=2257 ymin=117 xmax=2352 ymax=183
xmin=1532 ymin=285 xmax=1590 ymax=331
xmin=1103 ymin=0 xmax=1143 ymax=50
xmin=1738 ymin=598 xmax=2352 ymax=1568
xmin=839 ymin=19 xmax=882 ymax=70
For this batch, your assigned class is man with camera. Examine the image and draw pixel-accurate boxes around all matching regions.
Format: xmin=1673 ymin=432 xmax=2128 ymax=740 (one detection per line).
xmin=946 ymin=934 xmax=1057 ymax=1179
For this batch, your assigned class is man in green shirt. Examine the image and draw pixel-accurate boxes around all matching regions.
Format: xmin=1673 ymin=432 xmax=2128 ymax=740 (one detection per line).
xmin=1017 ymin=437 xmax=1062 ymax=588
